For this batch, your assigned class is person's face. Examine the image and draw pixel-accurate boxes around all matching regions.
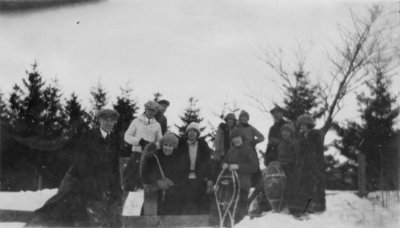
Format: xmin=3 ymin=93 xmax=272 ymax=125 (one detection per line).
xmin=299 ymin=124 xmax=308 ymax=133
xmin=281 ymin=130 xmax=291 ymax=140
xmin=99 ymin=117 xmax=117 ymax=133
xmin=145 ymin=107 xmax=157 ymax=119
xmin=227 ymin=119 xmax=235 ymax=128
xmin=239 ymin=116 xmax=248 ymax=124
xmin=159 ymin=104 xmax=168 ymax=114
xmin=187 ymin=129 xmax=199 ymax=141
xmin=232 ymin=136 xmax=243 ymax=147
xmin=272 ymin=111 xmax=283 ymax=123
xmin=162 ymin=144 xmax=174 ymax=156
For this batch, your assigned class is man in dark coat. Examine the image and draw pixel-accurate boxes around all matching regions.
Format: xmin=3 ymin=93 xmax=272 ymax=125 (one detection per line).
xmin=27 ymin=109 xmax=123 ymax=227
xmin=155 ymin=100 xmax=170 ymax=135
xmin=289 ymin=114 xmax=326 ymax=215
xmin=177 ymin=122 xmax=214 ymax=215
xmin=264 ymin=106 xmax=287 ymax=166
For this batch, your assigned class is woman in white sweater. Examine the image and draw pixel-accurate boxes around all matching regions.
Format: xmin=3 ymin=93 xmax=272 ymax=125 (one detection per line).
xmin=122 ymin=101 xmax=162 ymax=192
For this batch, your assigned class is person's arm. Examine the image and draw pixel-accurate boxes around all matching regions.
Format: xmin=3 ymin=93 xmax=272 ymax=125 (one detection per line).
xmin=154 ymin=124 xmax=163 ymax=149
xmin=252 ymin=126 xmax=265 ymax=145
xmin=124 ymin=120 xmax=140 ymax=146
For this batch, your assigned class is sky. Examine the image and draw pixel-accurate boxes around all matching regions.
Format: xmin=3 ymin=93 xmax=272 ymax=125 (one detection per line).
xmin=1 ymin=0 xmax=399 ymax=155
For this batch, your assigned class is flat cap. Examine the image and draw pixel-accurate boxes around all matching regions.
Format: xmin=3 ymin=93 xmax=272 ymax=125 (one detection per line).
xmin=96 ymin=109 xmax=119 ymax=120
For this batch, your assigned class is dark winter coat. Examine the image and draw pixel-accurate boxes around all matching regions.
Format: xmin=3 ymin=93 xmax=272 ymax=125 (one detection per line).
xmin=28 ymin=128 xmax=123 ymax=227
xmin=177 ymin=138 xmax=214 ymax=214
xmin=265 ymin=119 xmax=287 ymax=165
xmin=233 ymin=123 xmax=265 ymax=150
xmin=289 ymin=129 xmax=326 ymax=213
xmin=214 ymin=123 xmax=233 ymax=158
xmin=224 ymin=144 xmax=259 ymax=192
xmin=141 ymin=149 xmax=187 ymax=215
xmin=155 ymin=113 xmax=168 ymax=135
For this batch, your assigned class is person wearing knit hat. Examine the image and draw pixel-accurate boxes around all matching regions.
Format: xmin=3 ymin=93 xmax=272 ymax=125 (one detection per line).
xmin=214 ymin=113 xmax=237 ymax=163
xmin=141 ymin=132 xmax=187 ymax=215
xmin=155 ymin=100 xmax=170 ymax=135
xmin=123 ymin=100 xmax=162 ymax=193
xmin=177 ymin=122 xmax=214 ymax=214
xmin=290 ymin=114 xmax=326 ymax=214
xmin=220 ymin=125 xmax=258 ymax=223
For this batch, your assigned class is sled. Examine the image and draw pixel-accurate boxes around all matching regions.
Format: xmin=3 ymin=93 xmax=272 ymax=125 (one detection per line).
xmin=263 ymin=162 xmax=286 ymax=212
xmin=214 ymin=169 xmax=240 ymax=228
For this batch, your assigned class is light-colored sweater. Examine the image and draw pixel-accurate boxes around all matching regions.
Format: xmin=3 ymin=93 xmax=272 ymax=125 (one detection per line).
xmin=124 ymin=114 xmax=162 ymax=152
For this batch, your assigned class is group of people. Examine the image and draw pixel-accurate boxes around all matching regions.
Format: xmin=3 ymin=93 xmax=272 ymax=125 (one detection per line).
xmin=27 ymin=99 xmax=326 ymax=228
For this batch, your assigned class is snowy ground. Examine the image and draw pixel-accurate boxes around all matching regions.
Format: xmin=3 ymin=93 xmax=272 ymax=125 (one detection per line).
xmin=0 ymin=190 xmax=399 ymax=227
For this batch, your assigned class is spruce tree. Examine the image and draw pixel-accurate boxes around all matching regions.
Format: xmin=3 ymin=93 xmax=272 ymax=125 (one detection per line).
xmin=283 ymin=70 xmax=324 ymax=123
xmin=175 ymin=97 xmax=206 ymax=137
xmin=0 ymin=90 xmax=8 ymax=121
xmin=8 ymin=84 xmax=25 ymax=133
xmin=357 ymin=69 xmax=399 ymax=190
xmin=42 ymin=79 xmax=66 ymax=139
xmin=90 ymin=81 xmax=108 ymax=127
xmin=65 ymin=93 xmax=90 ymax=136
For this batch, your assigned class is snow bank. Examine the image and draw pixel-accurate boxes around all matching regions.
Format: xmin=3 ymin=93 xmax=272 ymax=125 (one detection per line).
xmin=237 ymin=191 xmax=400 ymax=228
xmin=0 ymin=189 xmax=57 ymax=211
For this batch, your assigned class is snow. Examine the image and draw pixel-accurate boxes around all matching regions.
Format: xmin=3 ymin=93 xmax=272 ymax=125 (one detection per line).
xmin=238 ymin=191 xmax=400 ymax=228
xmin=0 ymin=190 xmax=399 ymax=227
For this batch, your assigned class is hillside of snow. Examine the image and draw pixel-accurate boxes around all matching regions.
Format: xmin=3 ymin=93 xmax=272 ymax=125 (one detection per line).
xmin=0 ymin=190 xmax=399 ymax=227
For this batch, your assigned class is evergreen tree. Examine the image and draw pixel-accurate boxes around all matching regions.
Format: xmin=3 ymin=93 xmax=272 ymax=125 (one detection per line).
xmin=8 ymin=84 xmax=25 ymax=132
xmin=175 ymin=97 xmax=206 ymax=137
xmin=283 ymin=70 xmax=324 ymax=123
xmin=0 ymin=90 xmax=8 ymax=121
xmin=90 ymin=81 xmax=108 ymax=114
xmin=65 ymin=93 xmax=90 ymax=136
xmin=42 ymin=79 xmax=67 ymax=139
xmin=90 ymin=81 xmax=108 ymax=127
xmin=357 ymin=69 xmax=399 ymax=190
xmin=113 ymin=85 xmax=139 ymax=134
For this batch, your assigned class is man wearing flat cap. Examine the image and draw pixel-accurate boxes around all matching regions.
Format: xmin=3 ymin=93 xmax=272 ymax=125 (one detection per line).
xmin=27 ymin=109 xmax=123 ymax=227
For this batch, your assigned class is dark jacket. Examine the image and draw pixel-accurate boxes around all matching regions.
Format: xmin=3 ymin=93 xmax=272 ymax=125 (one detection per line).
xmin=177 ymin=138 xmax=214 ymax=182
xmin=214 ymin=123 xmax=233 ymax=158
xmin=233 ymin=123 xmax=265 ymax=150
xmin=141 ymin=149 xmax=187 ymax=215
xmin=277 ymin=138 xmax=298 ymax=168
xmin=224 ymin=145 xmax=258 ymax=191
xmin=265 ymin=119 xmax=287 ymax=165
xmin=290 ymin=129 xmax=326 ymax=213
xmin=155 ymin=113 xmax=168 ymax=135
xmin=29 ymin=128 xmax=122 ymax=227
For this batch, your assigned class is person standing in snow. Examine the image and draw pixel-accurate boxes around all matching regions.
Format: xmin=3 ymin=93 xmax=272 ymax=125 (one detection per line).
xmin=276 ymin=123 xmax=299 ymax=210
xmin=213 ymin=113 xmax=237 ymax=172
xmin=290 ymin=114 xmax=326 ymax=215
xmin=222 ymin=128 xmax=259 ymax=223
xmin=123 ymin=101 xmax=163 ymax=191
xmin=234 ymin=110 xmax=264 ymax=187
xmin=27 ymin=109 xmax=123 ymax=227
xmin=155 ymin=100 xmax=170 ymax=135
xmin=264 ymin=106 xmax=287 ymax=166
xmin=178 ymin=122 xmax=214 ymax=215
xmin=141 ymin=132 xmax=186 ymax=215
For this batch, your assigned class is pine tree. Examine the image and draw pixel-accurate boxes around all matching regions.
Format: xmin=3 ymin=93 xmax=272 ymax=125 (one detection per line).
xmin=283 ymin=70 xmax=324 ymax=123
xmin=90 ymin=81 xmax=108 ymax=114
xmin=90 ymin=81 xmax=108 ymax=127
xmin=113 ymin=85 xmax=139 ymax=134
xmin=357 ymin=69 xmax=399 ymax=190
xmin=8 ymin=84 xmax=25 ymax=133
xmin=41 ymin=79 xmax=67 ymax=139
xmin=175 ymin=97 xmax=206 ymax=137
xmin=0 ymin=90 xmax=8 ymax=121
xmin=65 ymin=93 xmax=90 ymax=136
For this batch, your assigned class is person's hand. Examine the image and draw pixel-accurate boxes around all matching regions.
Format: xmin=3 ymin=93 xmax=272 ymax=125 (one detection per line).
xmin=222 ymin=163 xmax=229 ymax=170
xmin=206 ymin=180 xmax=214 ymax=194
xmin=229 ymin=164 xmax=239 ymax=171
xmin=156 ymin=178 xmax=173 ymax=190
xmin=139 ymin=138 xmax=150 ymax=148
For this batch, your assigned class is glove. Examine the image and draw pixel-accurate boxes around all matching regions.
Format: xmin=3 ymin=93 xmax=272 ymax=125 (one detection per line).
xmin=206 ymin=180 xmax=214 ymax=194
xmin=229 ymin=164 xmax=239 ymax=171
xmin=156 ymin=178 xmax=174 ymax=190
xmin=222 ymin=163 xmax=229 ymax=170
xmin=139 ymin=138 xmax=150 ymax=149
